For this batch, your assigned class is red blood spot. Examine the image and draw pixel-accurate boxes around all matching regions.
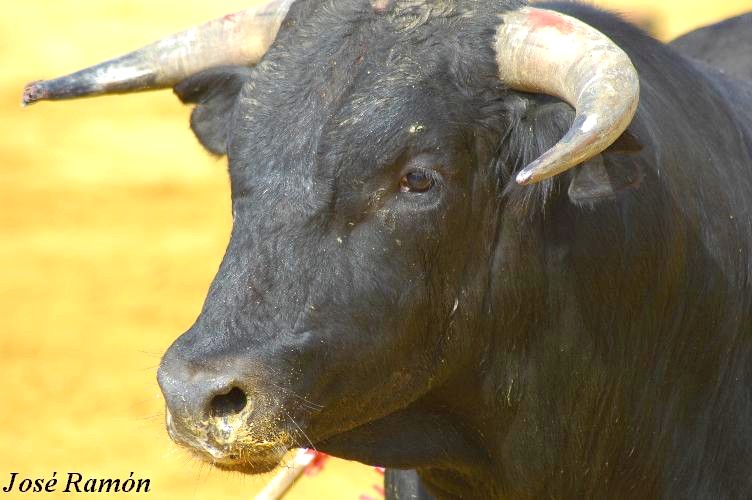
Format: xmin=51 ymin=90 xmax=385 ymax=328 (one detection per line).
xmin=304 ymin=451 xmax=330 ymax=476
xmin=372 ymin=484 xmax=386 ymax=495
xmin=528 ymin=10 xmax=574 ymax=34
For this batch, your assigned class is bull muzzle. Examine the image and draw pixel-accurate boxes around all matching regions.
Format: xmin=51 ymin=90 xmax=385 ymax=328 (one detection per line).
xmin=157 ymin=349 xmax=293 ymax=473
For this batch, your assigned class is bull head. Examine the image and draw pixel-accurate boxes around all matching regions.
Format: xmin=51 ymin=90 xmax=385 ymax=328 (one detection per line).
xmin=23 ymin=0 xmax=640 ymax=480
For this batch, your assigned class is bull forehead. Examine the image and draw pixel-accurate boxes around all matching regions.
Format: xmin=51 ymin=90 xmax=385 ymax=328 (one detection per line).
xmin=226 ymin=0 xmax=509 ymax=198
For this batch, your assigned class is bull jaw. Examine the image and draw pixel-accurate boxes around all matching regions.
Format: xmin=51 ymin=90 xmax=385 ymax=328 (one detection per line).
xmin=164 ymin=407 xmax=292 ymax=474
xmin=316 ymin=405 xmax=490 ymax=472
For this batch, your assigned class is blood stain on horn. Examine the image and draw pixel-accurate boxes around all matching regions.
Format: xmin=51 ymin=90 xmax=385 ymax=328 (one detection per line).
xmin=528 ymin=9 xmax=574 ymax=34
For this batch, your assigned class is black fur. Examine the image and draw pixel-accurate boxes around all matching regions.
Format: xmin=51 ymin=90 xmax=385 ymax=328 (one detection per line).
xmin=671 ymin=13 xmax=752 ymax=82
xmin=156 ymin=1 xmax=752 ymax=498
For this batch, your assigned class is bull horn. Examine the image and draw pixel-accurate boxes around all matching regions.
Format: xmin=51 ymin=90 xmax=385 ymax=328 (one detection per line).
xmin=495 ymin=7 xmax=640 ymax=185
xmin=22 ymin=0 xmax=294 ymax=106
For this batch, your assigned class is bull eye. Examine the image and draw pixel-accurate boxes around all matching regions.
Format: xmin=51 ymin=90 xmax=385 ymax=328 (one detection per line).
xmin=399 ymin=170 xmax=434 ymax=193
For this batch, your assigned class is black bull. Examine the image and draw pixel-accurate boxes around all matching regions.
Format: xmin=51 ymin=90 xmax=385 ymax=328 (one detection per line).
xmin=28 ymin=1 xmax=752 ymax=498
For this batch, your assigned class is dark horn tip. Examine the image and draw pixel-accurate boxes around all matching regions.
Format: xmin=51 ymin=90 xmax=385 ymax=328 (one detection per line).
xmin=22 ymin=81 xmax=47 ymax=107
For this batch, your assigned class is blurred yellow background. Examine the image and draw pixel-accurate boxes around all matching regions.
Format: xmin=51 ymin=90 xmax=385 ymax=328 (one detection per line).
xmin=1 ymin=0 xmax=749 ymax=498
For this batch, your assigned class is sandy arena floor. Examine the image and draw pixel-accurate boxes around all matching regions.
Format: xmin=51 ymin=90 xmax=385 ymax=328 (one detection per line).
xmin=1 ymin=0 xmax=748 ymax=498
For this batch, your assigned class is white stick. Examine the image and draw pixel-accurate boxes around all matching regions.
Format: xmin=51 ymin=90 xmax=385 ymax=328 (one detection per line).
xmin=254 ymin=449 xmax=317 ymax=500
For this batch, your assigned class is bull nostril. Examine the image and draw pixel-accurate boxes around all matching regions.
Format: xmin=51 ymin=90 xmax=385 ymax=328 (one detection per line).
xmin=209 ymin=387 xmax=248 ymax=418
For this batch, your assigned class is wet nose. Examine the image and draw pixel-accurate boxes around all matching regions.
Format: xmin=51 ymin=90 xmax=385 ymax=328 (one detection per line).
xmin=157 ymin=352 xmax=250 ymax=421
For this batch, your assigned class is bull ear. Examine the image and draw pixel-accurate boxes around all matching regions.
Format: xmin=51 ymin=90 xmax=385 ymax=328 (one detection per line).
xmin=508 ymin=95 xmax=643 ymax=202
xmin=173 ymin=66 xmax=253 ymax=156
xmin=567 ymin=131 xmax=643 ymax=203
